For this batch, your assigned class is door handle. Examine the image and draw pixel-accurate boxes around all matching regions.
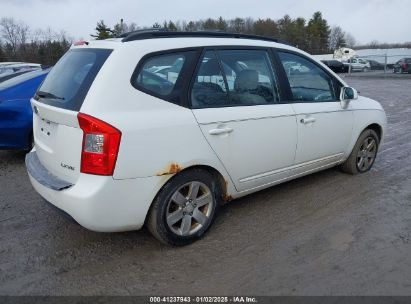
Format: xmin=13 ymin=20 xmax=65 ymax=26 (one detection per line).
xmin=209 ymin=127 xmax=233 ymax=135
xmin=300 ymin=117 xmax=316 ymax=124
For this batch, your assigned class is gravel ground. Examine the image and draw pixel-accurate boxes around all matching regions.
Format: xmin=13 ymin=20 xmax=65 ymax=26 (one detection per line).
xmin=0 ymin=77 xmax=410 ymax=296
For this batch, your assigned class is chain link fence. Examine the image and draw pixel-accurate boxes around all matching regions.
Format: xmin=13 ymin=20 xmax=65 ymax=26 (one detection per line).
xmin=343 ymin=54 xmax=411 ymax=76
xmin=315 ymin=49 xmax=411 ymax=78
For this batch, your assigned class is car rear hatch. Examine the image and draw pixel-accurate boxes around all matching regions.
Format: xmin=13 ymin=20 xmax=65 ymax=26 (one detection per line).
xmin=31 ymin=47 xmax=113 ymax=184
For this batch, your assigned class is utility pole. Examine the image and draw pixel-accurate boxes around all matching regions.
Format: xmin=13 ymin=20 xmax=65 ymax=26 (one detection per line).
xmin=384 ymin=53 xmax=387 ymax=77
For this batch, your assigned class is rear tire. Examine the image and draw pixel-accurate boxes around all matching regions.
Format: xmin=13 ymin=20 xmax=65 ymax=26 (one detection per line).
xmin=147 ymin=169 xmax=221 ymax=246
xmin=341 ymin=129 xmax=379 ymax=175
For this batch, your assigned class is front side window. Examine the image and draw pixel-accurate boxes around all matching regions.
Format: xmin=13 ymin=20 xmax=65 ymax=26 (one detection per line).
xmin=191 ymin=49 xmax=280 ymax=108
xmin=278 ymin=52 xmax=338 ymax=102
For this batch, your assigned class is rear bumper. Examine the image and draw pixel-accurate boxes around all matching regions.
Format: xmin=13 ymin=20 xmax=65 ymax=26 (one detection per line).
xmin=26 ymin=150 xmax=165 ymax=232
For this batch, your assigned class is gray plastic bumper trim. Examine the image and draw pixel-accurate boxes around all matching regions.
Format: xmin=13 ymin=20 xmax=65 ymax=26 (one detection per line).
xmin=25 ymin=151 xmax=73 ymax=191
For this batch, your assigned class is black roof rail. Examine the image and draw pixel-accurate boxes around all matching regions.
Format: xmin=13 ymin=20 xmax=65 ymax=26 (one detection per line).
xmin=120 ymin=29 xmax=291 ymax=46
xmin=118 ymin=28 xmax=168 ymax=38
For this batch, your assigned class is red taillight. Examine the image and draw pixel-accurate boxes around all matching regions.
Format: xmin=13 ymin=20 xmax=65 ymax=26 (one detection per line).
xmin=78 ymin=113 xmax=121 ymax=176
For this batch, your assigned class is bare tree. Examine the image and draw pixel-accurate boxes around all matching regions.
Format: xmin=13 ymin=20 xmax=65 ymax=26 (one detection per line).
xmin=328 ymin=26 xmax=345 ymax=50
xmin=0 ymin=17 xmax=30 ymax=55
xmin=344 ymin=32 xmax=356 ymax=48
xmin=230 ymin=18 xmax=245 ymax=33
xmin=368 ymin=40 xmax=379 ymax=48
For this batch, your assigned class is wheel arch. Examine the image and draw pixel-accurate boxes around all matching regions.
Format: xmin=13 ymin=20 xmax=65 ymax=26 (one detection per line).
xmin=345 ymin=112 xmax=386 ymax=162
xmin=160 ymin=164 xmax=233 ymax=204
xmin=365 ymin=123 xmax=383 ymax=141
xmin=144 ymin=163 xmax=234 ymax=231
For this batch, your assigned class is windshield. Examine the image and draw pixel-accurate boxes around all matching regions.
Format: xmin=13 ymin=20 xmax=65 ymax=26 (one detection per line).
xmin=35 ymin=48 xmax=112 ymax=111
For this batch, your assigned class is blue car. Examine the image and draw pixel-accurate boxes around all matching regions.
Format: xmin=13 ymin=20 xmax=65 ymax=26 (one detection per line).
xmin=0 ymin=69 xmax=49 ymax=150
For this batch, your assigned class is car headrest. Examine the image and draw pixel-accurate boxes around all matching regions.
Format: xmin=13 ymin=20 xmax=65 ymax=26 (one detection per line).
xmin=198 ymin=59 xmax=220 ymax=76
xmin=234 ymin=69 xmax=259 ymax=92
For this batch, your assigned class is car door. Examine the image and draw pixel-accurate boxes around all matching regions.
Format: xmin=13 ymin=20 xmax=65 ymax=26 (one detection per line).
xmin=191 ymin=49 xmax=297 ymax=192
xmin=276 ymin=50 xmax=354 ymax=174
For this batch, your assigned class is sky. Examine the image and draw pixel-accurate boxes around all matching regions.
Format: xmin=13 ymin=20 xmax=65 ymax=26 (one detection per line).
xmin=0 ymin=0 xmax=410 ymax=44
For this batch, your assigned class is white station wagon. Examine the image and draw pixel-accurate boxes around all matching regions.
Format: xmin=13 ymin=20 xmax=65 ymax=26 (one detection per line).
xmin=26 ymin=31 xmax=386 ymax=245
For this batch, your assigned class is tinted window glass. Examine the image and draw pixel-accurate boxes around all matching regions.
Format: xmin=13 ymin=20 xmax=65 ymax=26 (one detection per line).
xmin=191 ymin=49 xmax=280 ymax=108
xmin=35 ymin=48 xmax=112 ymax=111
xmin=134 ymin=53 xmax=186 ymax=96
xmin=218 ymin=50 xmax=280 ymax=106
xmin=279 ymin=52 xmax=337 ymax=102
xmin=191 ymin=50 xmax=229 ymax=108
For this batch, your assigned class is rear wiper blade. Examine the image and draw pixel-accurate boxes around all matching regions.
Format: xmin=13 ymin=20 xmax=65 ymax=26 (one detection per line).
xmin=37 ymin=91 xmax=65 ymax=100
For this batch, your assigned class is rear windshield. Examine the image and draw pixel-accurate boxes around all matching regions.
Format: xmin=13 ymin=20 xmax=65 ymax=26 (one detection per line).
xmin=35 ymin=48 xmax=112 ymax=111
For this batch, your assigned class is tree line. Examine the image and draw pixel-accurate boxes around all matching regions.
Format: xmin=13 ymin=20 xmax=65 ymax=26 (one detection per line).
xmin=0 ymin=17 xmax=72 ymax=65
xmin=88 ymin=13 xmax=411 ymax=54
xmin=1 ymin=13 xmax=410 ymax=66
xmin=92 ymin=12 xmax=343 ymax=55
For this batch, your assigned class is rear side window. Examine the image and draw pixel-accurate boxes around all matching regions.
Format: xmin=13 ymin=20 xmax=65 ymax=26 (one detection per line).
xmin=35 ymin=48 xmax=112 ymax=111
xmin=191 ymin=49 xmax=280 ymax=109
xmin=132 ymin=51 xmax=198 ymax=105
xmin=218 ymin=49 xmax=280 ymax=105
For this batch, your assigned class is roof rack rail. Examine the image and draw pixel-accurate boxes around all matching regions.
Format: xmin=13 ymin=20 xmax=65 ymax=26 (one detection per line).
xmin=120 ymin=29 xmax=291 ymax=46
xmin=118 ymin=28 xmax=168 ymax=38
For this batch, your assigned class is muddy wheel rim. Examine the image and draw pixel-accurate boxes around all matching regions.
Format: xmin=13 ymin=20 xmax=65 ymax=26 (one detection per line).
xmin=356 ymin=136 xmax=377 ymax=171
xmin=166 ymin=181 xmax=214 ymax=236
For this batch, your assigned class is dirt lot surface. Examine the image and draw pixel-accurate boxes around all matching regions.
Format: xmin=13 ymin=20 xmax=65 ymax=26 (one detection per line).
xmin=0 ymin=78 xmax=410 ymax=296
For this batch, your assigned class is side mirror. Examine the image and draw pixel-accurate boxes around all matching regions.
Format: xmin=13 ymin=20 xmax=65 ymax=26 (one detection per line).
xmin=340 ymin=87 xmax=358 ymax=101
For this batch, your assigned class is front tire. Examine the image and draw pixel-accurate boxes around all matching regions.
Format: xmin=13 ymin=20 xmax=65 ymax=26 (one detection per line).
xmin=147 ymin=169 xmax=221 ymax=246
xmin=341 ymin=129 xmax=380 ymax=175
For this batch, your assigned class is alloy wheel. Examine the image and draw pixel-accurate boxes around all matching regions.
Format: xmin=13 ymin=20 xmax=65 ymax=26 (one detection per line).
xmin=166 ymin=181 xmax=214 ymax=236
xmin=356 ymin=136 xmax=377 ymax=172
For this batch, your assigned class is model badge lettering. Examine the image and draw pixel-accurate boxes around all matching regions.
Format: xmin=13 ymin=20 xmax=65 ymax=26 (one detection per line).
xmin=61 ymin=163 xmax=75 ymax=171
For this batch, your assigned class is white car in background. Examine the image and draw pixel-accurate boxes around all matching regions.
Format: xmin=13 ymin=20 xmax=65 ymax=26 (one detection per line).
xmin=342 ymin=58 xmax=371 ymax=72
xmin=26 ymin=31 xmax=386 ymax=246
